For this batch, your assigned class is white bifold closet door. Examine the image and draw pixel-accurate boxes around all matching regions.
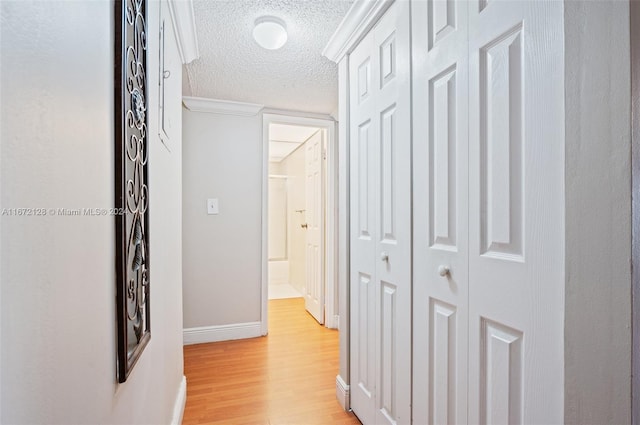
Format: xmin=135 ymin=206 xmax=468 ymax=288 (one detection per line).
xmin=348 ymin=1 xmax=412 ymax=424
xmin=467 ymin=1 xmax=564 ymax=424
xmin=412 ymin=0 xmax=565 ymax=424
xmin=411 ymin=0 xmax=469 ymax=423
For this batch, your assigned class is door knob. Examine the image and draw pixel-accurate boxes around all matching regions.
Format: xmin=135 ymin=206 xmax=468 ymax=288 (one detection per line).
xmin=381 ymin=252 xmax=389 ymax=262
xmin=438 ymin=265 xmax=450 ymax=277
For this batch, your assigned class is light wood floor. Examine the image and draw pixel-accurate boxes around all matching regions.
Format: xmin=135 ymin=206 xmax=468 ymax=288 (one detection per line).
xmin=182 ymin=298 xmax=362 ymax=425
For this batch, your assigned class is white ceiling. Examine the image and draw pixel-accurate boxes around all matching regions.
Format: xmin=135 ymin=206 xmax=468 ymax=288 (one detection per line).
xmin=184 ymin=0 xmax=354 ymax=115
xmin=269 ymin=123 xmax=319 ymax=162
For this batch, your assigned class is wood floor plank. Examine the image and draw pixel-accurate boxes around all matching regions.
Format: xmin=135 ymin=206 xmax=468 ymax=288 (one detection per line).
xmin=183 ymin=298 xmax=361 ymax=425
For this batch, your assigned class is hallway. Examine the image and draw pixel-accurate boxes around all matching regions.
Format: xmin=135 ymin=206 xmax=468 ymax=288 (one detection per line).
xmin=182 ymin=298 xmax=361 ymax=425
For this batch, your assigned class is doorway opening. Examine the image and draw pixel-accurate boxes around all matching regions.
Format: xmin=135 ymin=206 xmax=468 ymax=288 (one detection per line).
xmin=261 ymin=114 xmax=337 ymax=334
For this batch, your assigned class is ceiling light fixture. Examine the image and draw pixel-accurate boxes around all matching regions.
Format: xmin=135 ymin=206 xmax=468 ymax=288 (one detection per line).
xmin=253 ymin=16 xmax=288 ymax=50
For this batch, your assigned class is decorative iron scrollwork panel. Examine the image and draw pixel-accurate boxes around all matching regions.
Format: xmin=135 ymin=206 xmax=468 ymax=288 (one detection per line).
xmin=115 ymin=0 xmax=150 ymax=383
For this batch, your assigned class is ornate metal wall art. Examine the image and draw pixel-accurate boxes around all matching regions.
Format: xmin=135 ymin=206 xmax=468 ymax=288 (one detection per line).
xmin=114 ymin=0 xmax=150 ymax=383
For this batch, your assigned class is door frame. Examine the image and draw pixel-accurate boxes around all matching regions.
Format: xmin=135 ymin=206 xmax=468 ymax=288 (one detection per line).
xmin=261 ymin=113 xmax=338 ymax=334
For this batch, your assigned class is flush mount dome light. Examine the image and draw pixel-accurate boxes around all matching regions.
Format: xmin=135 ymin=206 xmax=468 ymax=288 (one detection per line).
xmin=253 ymin=16 xmax=287 ymax=50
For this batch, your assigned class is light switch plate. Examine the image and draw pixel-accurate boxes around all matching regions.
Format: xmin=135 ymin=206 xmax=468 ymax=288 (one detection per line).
xmin=207 ymin=198 xmax=219 ymax=215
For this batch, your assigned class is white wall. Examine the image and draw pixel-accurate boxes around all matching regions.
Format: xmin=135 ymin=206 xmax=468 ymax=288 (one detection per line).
xmin=0 ymin=0 xmax=185 ymax=423
xmin=268 ymin=177 xmax=287 ymax=260
xmin=268 ymin=162 xmax=290 ymax=287
xmin=182 ymin=110 xmax=262 ymax=328
xmin=280 ymin=141 xmax=308 ymax=295
xmin=268 ymin=260 xmax=289 ymax=286
xmin=269 ymin=161 xmax=282 ymax=175
xmin=564 ymin=1 xmax=631 ymax=423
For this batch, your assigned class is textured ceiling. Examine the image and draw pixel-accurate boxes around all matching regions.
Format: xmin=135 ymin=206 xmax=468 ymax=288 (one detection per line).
xmin=184 ymin=0 xmax=354 ymax=115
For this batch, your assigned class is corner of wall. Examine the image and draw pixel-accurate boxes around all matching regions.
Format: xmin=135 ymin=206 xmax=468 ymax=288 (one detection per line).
xmin=336 ymin=55 xmax=351 ymax=395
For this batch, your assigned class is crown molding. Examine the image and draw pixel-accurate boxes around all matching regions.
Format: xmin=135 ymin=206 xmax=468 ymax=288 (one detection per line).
xmin=261 ymin=107 xmax=335 ymax=122
xmin=167 ymin=0 xmax=200 ymax=64
xmin=322 ymin=0 xmax=395 ymax=63
xmin=182 ymin=97 xmax=265 ymax=116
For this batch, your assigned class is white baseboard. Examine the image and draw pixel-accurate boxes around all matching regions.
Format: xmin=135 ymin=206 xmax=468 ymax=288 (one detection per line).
xmin=336 ymin=374 xmax=350 ymax=411
xmin=183 ymin=321 xmax=262 ymax=345
xmin=326 ymin=314 xmax=340 ymax=329
xmin=171 ymin=375 xmax=187 ymax=425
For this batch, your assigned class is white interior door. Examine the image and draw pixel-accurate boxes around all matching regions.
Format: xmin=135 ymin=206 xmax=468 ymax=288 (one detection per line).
xmin=412 ymin=0 xmax=469 ymax=423
xmin=467 ymin=2 xmax=565 ymax=424
xmin=305 ymin=130 xmax=324 ymax=324
xmin=349 ymin=2 xmax=412 ymax=424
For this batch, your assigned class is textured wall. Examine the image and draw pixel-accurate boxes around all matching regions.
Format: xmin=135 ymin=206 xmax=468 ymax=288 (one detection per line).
xmin=0 ymin=1 xmax=185 ymax=423
xmin=564 ymin=1 xmax=632 ymax=423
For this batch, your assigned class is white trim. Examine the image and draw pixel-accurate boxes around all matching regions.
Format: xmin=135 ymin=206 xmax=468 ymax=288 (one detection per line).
xmin=261 ymin=115 xmax=269 ymax=336
xmin=260 ymin=114 xmax=269 ymax=335
xmin=183 ymin=322 xmax=262 ymax=345
xmin=324 ymin=120 xmax=338 ymax=330
xmin=171 ymin=376 xmax=187 ymax=425
xmin=167 ymin=0 xmax=199 ymax=64
xmin=336 ymin=374 xmax=351 ymax=411
xmin=182 ymin=96 xmax=264 ymax=116
xmin=322 ymin=0 xmax=395 ymax=63
xmin=261 ymin=107 xmax=335 ymax=122
xmin=326 ymin=314 xmax=340 ymax=330
xmin=261 ymin=113 xmax=339 ymax=334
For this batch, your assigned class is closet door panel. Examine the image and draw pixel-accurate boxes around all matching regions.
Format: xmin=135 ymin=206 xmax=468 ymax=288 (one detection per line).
xmin=478 ymin=25 xmax=524 ymax=261
xmin=373 ymin=2 xmax=412 ymax=424
xmin=349 ymin=2 xmax=412 ymax=424
xmin=412 ymin=0 xmax=469 ymax=423
xmin=467 ymin=2 xmax=565 ymax=424
xmin=349 ymin=26 xmax=378 ymax=425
